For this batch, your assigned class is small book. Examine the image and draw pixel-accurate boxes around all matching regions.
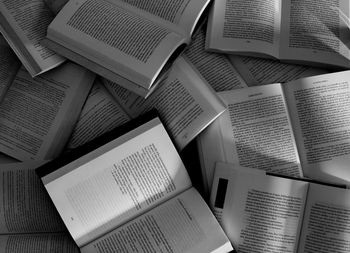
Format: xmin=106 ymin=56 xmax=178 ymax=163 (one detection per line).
xmin=206 ymin=0 xmax=350 ymax=69
xmin=210 ymin=162 xmax=349 ymax=252
xmin=43 ymin=0 xmax=211 ymax=97
xmin=36 ymin=111 xmax=233 ymax=253
xmin=0 ymin=0 xmax=65 ymax=77
xmin=198 ymin=70 xmax=350 ymax=194
xmin=0 ymin=39 xmax=95 ymax=161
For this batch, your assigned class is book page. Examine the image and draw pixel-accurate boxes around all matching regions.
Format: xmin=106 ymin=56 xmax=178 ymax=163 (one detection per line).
xmin=66 ymin=80 xmax=131 ymax=150
xmin=0 ymin=63 xmax=95 ymax=161
xmin=198 ymin=84 xmax=303 ymax=195
xmin=184 ymin=26 xmax=248 ymax=92
xmin=210 ymin=163 xmax=309 ymax=252
xmin=229 ymin=55 xmax=328 ymax=86
xmin=81 ymin=188 xmax=233 ymax=253
xmin=104 ymin=56 xmax=226 ymax=150
xmin=0 ymin=0 xmax=65 ymax=76
xmin=284 ymin=70 xmax=350 ymax=186
xmin=42 ymin=118 xmax=192 ymax=247
xmin=118 ymin=0 xmax=210 ymax=37
xmin=0 ymin=162 xmax=66 ymax=234
xmin=221 ymin=84 xmax=302 ymax=174
xmin=0 ymin=36 xmax=21 ymax=102
xmin=47 ymin=0 xmax=187 ymax=89
xmin=280 ymin=0 xmax=350 ymax=68
xmin=206 ymin=0 xmax=282 ymax=58
xmin=0 ymin=233 xmax=79 ymax=253
xmin=298 ymin=183 xmax=350 ymax=252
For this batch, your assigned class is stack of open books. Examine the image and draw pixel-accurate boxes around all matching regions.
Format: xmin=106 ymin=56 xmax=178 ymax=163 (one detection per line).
xmin=1 ymin=0 xmax=350 ymax=252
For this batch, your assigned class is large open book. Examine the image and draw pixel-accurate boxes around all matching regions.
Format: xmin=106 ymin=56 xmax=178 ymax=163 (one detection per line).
xmin=0 ymin=44 xmax=95 ymax=161
xmin=36 ymin=111 xmax=233 ymax=253
xmin=198 ymin=70 xmax=350 ymax=194
xmin=211 ymin=162 xmax=350 ymax=252
xmin=206 ymin=0 xmax=350 ymax=69
xmin=0 ymin=161 xmax=79 ymax=253
xmin=102 ymin=56 xmax=226 ymax=150
xmin=0 ymin=0 xmax=65 ymax=76
xmin=43 ymin=0 xmax=211 ymax=97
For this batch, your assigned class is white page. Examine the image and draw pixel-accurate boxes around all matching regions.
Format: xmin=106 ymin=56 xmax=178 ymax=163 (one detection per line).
xmin=66 ymin=80 xmax=131 ymax=150
xmin=200 ymin=83 xmax=303 ymax=194
xmin=0 ymin=162 xmax=66 ymax=234
xmin=298 ymin=183 xmax=350 ymax=252
xmin=42 ymin=118 xmax=192 ymax=247
xmin=284 ymin=70 xmax=350 ymax=186
xmin=0 ymin=63 xmax=95 ymax=161
xmin=81 ymin=188 xmax=233 ymax=253
xmin=104 ymin=56 xmax=226 ymax=150
xmin=206 ymin=0 xmax=282 ymax=58
xmin=279 ymin=0 xmax=350 ymax=68
xmin=218 ymin=84 xmax=302 ymax=176
xmin=210 ymin=162 xmax=309 ymax=252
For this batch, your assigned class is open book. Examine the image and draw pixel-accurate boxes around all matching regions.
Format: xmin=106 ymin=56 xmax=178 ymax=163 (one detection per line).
xmin=198 ymin=70 xmax=350 ymax=195
xmin=36 ymin=111 xmax=233 ymax=253
xmin=206 ymin=0 xmax=350 ymax=69
xmin=102 ymin=56 xmax=226 ymax=150
xmin=0 ymin=0 xmax=65 ymax=76
xmin=43 ymin=0 xmax=211 ymax=97
xmin=0 ymin=44 xmax=95 ymax=161
xmin=0 ymin=161 xmax=79 ymax=253
xmin=182 ymin=23 xmax=325 ymax=90
xmin=211 ymin=162 xmax=350 ymax=252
